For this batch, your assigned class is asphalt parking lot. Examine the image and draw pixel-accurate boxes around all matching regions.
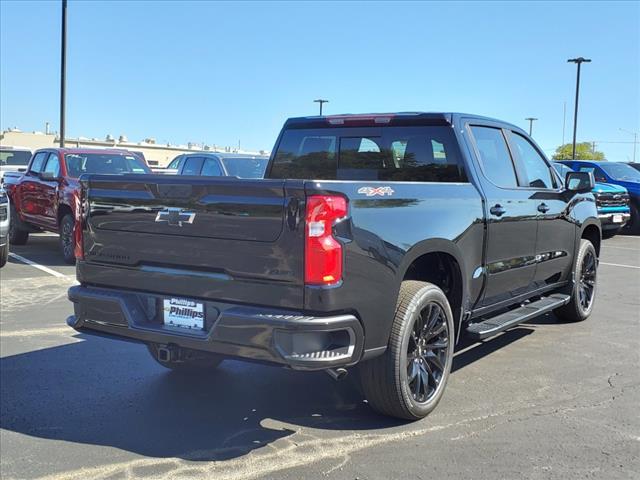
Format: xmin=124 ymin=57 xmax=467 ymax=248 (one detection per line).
xmin=1 ymin=233 xmax=639 ymax=480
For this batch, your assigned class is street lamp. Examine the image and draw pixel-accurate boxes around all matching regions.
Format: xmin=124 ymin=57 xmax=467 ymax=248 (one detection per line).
xmin=314 ymin=99 xmax=329 ymax=116
xmin=619 ymin=128 xmax=638 ymax=163
xmin=567 ymin=57 xmax=591 ymax=159
xmin=525 ymin=117 xmax=538 ymax=136
xmin=60 ymin=0 xmax=67 ymax=147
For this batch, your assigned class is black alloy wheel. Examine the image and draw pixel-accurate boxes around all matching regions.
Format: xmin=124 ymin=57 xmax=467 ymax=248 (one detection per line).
xmin=578 ymin=249 xmax=597 ymax=311
xmin=555 ymin=238 xmax=597 ymax=322
xmin=59 ymin=214 xmax=76 ymax=264
xmin=406 ymin=302 xmax=449 ymax=403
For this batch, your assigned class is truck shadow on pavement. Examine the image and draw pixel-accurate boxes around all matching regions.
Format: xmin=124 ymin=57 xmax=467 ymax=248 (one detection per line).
xmin=0 ymin=327 xmax=534 ymax=462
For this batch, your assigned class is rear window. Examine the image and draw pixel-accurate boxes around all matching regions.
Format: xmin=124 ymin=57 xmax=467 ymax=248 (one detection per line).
xmin=269 ymin=126 xmax=467 ymax=182
xmin=0 ymin=150 xmax=31 ymax=166
xmin=65 ymin=153 xmax=149 ymax=177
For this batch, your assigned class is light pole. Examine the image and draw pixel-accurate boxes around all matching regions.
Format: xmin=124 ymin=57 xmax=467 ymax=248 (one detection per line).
xmin=314 ymin=99 xmax=329 ymax=116
xmin=567 ymin=57 xmax=591 ymax=159
xmin=60 ymin=0 xmax=67 ymax=147
xmin=525 ymin=117 xmax=538 ymax=136
xmin=619 ymin=128 xmax=638 ymax=163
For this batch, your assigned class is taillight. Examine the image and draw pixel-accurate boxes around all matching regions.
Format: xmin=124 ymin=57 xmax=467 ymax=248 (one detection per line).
xmin=74 ymin=189 xmax=84 ymax=260
xmin=305 ymin=195 xmax=348 ymax=285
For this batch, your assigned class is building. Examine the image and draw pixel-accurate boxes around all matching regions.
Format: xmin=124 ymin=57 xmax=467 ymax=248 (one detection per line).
xmin=0 ymin=129 xmax=268 ymax=167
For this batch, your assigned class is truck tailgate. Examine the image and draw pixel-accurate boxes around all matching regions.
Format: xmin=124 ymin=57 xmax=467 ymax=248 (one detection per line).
xmin=78 ymin=175 xmax=305 ymax=308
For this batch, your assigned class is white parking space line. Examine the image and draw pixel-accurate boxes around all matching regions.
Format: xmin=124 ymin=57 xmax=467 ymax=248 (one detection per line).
xmin=0 ymin=326 xmax=72 ymax=338
xmin=614 ymin=235 xmax=640 ymax=239
xmin=603 ymin=245 xmax=640 ymax=251
xmin=599 ymin=262 xmax=640 ymax=270
xmin=8 ymin=253 xmax=67 ymax=278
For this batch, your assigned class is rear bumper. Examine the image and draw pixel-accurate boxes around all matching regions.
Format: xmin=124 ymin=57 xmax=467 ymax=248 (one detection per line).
xmin=598 ymin=212 xmax=631 ymax=229
xmin=67 ymin=285 xmax=364 ymax=370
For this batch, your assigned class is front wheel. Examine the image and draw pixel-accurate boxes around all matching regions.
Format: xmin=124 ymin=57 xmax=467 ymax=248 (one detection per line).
xmin=555 ymin=239 xmax=598 ymax=322
xmin=59 ymin=214 xmax=76 ymax=265
xmin=8 ymin=204 xmax=29 ymax=245
xmin=359 ymin=281 xmax=454 ymax=420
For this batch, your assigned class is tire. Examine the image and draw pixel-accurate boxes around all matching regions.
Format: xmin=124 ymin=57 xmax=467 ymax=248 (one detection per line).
xmin=8 ymin=204 xmax=29 ymax=245
xmin=146 ymin=343 xmax=223 ymax=372
xmin=555 ymin=239 xmax=597 ymax=322
xmin=359 ymin=281 xmax=455 ymax=420
xmin=0 ymin=241 xmax=7 ymax=268
xmin=623 ymin=201 xmax=640 ymax=235
xmin=59 ymin=214 xmax=76 ymax=265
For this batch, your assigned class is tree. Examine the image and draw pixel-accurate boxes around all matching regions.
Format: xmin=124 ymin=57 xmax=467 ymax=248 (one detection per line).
xmin=552 ymin=142 xmax=605 ymax=160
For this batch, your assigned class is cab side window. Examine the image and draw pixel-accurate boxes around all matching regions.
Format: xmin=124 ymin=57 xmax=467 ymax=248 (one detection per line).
xmin=470 ymin=126 xmax=518 ymax=188
xmin=201 ymin=157 xmax=223 ymax=176
xmin=167 ymin=155 xmax=184 ymax=170
xmin=29 ymin=152 xmax=49 ymax=174
xmin=182 ymin=157 xmax=204 ymax=175
xmin=509 ymin=132 xmax=555 ymax=189
xmin=43 ymin=153 xmax=61 ymax=177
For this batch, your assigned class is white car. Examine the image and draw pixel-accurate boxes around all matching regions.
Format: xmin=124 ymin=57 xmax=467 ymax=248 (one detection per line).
xmin=0 ymin=146 xmax=32 ymax=180
xmin=0 ymin=186 xmax=9 ymax=267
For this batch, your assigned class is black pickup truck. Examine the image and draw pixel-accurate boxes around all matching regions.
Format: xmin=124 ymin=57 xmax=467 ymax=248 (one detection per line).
xmin=67 ymin=113 xmax=600 ymax=420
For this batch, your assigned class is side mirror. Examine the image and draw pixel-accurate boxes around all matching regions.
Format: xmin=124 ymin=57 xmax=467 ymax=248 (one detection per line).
xmin=565 ymin=171 xmax=594 ymax=193
xmin=39 ymin=171 xmax=58 ymax=181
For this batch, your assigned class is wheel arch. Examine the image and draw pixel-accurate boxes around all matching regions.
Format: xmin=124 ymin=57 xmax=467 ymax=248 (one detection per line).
xmin=580 ymin=219 xmax=601 ymax=257
xmin=398 ymin=239 xmax=468 ymax=341
xmin=57 ymin=203 xmax=73 ymax=226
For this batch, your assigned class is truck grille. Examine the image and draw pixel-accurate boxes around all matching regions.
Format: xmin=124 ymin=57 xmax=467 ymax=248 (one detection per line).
xmin=596 ymin=192 xmax=629 ymax=208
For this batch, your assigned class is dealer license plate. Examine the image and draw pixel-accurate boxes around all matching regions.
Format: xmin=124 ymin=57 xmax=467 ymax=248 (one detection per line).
xmin=612 ymin=214 xmax=623 ymax=223
xmin=163 ymin=298 xmax=204 ymax=330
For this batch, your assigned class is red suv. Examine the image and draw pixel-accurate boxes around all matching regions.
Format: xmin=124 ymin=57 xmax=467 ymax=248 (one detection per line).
xmin=5 ymin=148 xmax=150 ymax=263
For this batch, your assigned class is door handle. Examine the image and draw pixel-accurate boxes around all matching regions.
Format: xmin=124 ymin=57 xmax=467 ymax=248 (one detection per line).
xmin=537 ymin=203 xmax=549 ymax=213
xmin=490 ymin=204 xmax=506 ymax=216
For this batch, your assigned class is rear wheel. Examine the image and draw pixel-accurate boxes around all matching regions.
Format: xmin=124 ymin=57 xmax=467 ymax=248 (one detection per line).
xmin=359 ymin=281 xmax=454 ymax=420
xmin=146 ymin=343 xmax=223 ymax=372
xmin=555 ymin=239 xmax=597 ymax=322
xmin=8 ymin=204 xmax=29 ymax=245
xmin=59 ymin=214 xmax=76 ymax=265
xmin=0 ymin=241 xmax=8 ymax=267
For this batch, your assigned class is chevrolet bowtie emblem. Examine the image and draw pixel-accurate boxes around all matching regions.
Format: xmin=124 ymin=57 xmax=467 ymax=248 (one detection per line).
xmin=154 ymin=208 xmax=196 ymax=227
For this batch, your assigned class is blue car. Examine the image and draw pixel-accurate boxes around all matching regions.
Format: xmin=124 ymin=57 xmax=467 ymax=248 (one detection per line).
xmin=554 ymin=162 xmax=631 ymax=237
xmin=559 ymin=160 xmax=640 ymax=235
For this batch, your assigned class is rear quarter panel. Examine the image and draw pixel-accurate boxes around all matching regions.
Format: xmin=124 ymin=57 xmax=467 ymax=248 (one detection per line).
xmin=303 ymin=180 xmax=484 ymax=350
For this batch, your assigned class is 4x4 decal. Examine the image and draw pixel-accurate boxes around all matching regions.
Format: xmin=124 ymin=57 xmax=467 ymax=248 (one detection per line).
xmin=357 ymin=186 xmax=395 ymax=197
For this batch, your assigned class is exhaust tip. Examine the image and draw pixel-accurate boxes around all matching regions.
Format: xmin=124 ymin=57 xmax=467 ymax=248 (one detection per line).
xmin=326 ymin=367 xmax=348 ymax=381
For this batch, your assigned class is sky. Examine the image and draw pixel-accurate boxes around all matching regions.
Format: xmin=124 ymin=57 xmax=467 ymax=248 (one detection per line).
xmin=1 ymin=1 xmax=638 ymax=160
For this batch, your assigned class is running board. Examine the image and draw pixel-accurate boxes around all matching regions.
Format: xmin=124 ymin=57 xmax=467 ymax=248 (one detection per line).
xmin=466 ymin=294 xmax=571 ymax=341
